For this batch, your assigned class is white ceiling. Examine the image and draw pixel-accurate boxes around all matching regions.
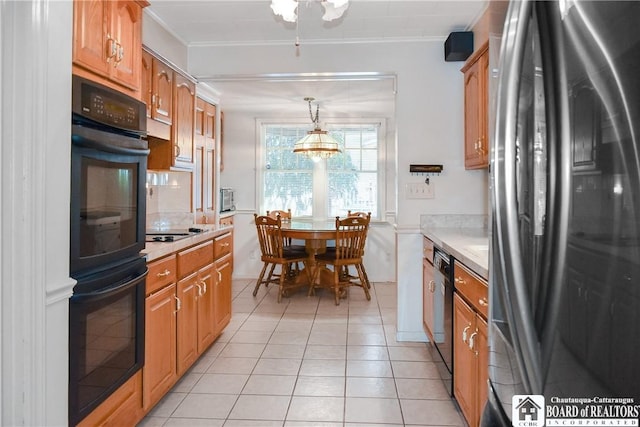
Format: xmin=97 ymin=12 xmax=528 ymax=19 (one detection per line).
xmin=145 ymin=0 xmax=488 ymax=116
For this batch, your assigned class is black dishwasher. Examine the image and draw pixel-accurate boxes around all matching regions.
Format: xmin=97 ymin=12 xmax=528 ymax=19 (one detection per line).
xmin=431 ymin=246 xmax=454 ymax=395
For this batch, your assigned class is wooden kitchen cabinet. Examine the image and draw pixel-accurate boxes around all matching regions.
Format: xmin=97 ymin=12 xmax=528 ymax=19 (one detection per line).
xmin=195 ymin=97 xmax=217 ymax=224
xmin=461 ymin=41 xmax=489 ymax=170
xmin=143 ymin=282 xmax=177 ymax=410
xmin=143 ymin=255 xmax=178 ymax=410
xmin=176 ymin=239 xmax=214 ymax=374
xmin=422 ymin=237 xmax=437 ymax=341
xmin=173 ymin=72 xmax=196 ymax=166
xmin=453 ymin=262 xmax=489 ymax=427
xmin=146 ymin=61 xmax=196 ymax=171
xmin=214 ymin=253 xmax=233 ymax=335
xmin=142 ymin=49 xmax=173 ymax=135
xmin=72 ymin=0 xmax=147 ymax=94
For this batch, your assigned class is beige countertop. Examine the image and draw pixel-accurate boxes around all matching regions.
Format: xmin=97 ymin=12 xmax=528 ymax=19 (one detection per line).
xmin=143 ymin=224 xmax=233 ymax=262
xmin=422 ymin=226 xmax=490 ymax=280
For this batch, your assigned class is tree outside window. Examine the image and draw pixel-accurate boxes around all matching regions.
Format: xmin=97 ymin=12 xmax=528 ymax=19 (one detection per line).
xmin=262 ymin=124 xmax=379 ymax=218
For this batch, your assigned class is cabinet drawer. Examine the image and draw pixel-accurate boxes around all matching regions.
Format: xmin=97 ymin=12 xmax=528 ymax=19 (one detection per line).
xmin=423 ymin=237 xmax=434 ymax=261
xmin=454 ymin=262 xmax=488 ymax=318
xmin=219 ymin=216 xmax=234 ymax=226
xmin=147 ymin=255 xmax=177 ymax=295
xmin=178 ymin=240 xmax=214 ymax=279
xmin=214 ymin=232 xmax=233 ymax=259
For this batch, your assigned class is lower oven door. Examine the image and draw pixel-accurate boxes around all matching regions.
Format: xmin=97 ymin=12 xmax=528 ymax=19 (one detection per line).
xmin=68 ymin=257 xmax=147 ymax=426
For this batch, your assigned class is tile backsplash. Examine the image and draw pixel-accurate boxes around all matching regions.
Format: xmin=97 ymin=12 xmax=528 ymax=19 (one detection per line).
xmin=146 ymin=171 xmax=193 ymax=229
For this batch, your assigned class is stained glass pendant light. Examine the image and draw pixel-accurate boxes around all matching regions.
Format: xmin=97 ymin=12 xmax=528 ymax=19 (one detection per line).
xmin=293 ymin=97 xmax=341 ymax=161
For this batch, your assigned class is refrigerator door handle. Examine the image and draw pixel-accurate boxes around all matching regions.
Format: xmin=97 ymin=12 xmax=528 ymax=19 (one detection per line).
xmin=493 ymin=0 xmax=543 ymax=394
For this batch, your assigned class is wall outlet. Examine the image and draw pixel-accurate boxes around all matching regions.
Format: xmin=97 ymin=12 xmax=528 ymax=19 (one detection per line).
xmin=406 ymin=182 xmax=435 ymax=199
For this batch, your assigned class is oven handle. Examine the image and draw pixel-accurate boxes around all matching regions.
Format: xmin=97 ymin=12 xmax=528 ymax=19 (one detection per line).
xmin=71 ymin=269 xmax=148 ymax=303
xmin=72 ymin=124 xmax=150 ymax=156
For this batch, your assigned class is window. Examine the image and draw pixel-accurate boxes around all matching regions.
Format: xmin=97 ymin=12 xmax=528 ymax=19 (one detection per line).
xmin=260 ymin=122 xmax=382 ymax=218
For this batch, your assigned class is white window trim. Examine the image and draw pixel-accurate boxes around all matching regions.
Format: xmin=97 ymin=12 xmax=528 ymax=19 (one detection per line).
xmin=255 ymin=117 xmax=387 ymax=220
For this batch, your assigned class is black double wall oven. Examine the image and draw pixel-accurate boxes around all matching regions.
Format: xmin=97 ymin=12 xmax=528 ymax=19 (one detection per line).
xmin=69 ymin=76 xmax=149 ymax=426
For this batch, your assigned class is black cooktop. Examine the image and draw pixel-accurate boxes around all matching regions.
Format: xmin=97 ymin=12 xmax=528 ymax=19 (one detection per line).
xmin=145 ymin=227 xmax=205 ymax=243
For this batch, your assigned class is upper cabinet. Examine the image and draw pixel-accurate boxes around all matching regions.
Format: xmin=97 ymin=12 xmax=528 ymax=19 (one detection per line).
xmin=142 ymin=50 xmax=174 ymax=126
xmin=73 ymin=0 xmax=148 ymax=95
xmin=195 ymin=97 xmax=217 ymax=224
xmin=461 ymin=41 xmax=489 ymax=170
xmin=145 ymin=49 xmax=197 ymax=171
xmin=173 ymin=72 xmax=196 ymax=166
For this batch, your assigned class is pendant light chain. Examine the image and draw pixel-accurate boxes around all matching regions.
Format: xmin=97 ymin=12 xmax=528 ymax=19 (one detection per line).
xmin=307 ymin=98 xmax=320 ymax=128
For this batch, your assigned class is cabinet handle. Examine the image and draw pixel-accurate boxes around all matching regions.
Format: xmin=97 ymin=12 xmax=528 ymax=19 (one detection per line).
xmin=217 ymin=270 xmax=222 ymax=282
xmin=201 ymin=281 xmax=207 ymax=295
xmin=195 ymin=282 xmax=203 ymax=297
xmin=462 ymin=325 xmax=471 ymax=343
xmin=174 ymin=295 xmax=181 ymax=313
xmin=220 ymin=242 xmax=230 ymax=248
xmin=174 ymin=144 xmax=181 ymax=158
xmin=156 ymin=269 xmax=171 ymax=278
xmin=106 ymin=36 xmax=117 ymax=63
xmin=478 ymin=297 xmax=488 ymax=307
xmin=454 ymin=276 xmax=466 ymax=285
xmin=468 ymin=331 xmax=478 ymax=354
xmin=157 ymin=96 xmax=162 ymax=108
xmin=429 ymin=280 xmax=435 ymax=292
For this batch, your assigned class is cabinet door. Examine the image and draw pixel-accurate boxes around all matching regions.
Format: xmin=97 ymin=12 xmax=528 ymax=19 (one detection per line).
xmin=143 ymin=284 xmax=177 ymax=410
xmin=462 ymin=45 xmax=489 ymax=170
xmin=194 ymin=145 xmax=205 ymax=217
xmin=196 ymin=265 xmax=216 ymax=353
xmin=108 ymin=0 xmax=142 ymax=90
xmin=422 ymin=257 xmax=436 ymax=341
xmin=176 ymin=275 xmax=199 ymax=375
xmin=205 ymin=145 xmax=216 ymax=215
xmin=141 ymin=50 xmax=153 ymax=118
xmin=453 ymin=293 xmax=476 ymax=426
xmin=475 ymin=315 xmax=489 ymax=424
xmin=195 ymin=98 xmax=206 ymax=146
xmin=214 ymin=255 xmax=233 ymax=335
xmin=173 ymin=73 xmax=195 ymax=166
xmin=152 ymin=58 xmax=173 ymax=125
xmin=73 ymin=0 xmax=109 ymax=76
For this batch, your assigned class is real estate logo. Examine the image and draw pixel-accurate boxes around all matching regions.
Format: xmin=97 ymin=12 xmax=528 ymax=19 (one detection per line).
xmin=512 ymin=395 xmax=545 ymax=427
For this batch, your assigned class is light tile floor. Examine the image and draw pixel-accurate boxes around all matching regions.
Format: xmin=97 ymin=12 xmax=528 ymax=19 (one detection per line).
xmin=138 ymin=278 xmax=465 ymax=427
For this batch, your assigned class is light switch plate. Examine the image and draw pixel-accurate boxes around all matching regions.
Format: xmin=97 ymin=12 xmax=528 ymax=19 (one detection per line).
xmin=406 ymin=182 xmax=435 ymax=199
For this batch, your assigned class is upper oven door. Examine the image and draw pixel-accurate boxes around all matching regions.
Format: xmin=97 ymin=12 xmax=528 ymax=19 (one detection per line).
xmin=70 ymin=127 xmax=149 ymax=276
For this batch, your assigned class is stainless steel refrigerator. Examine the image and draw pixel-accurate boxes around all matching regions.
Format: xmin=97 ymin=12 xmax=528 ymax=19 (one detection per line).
xmin=484 ymin=1 xmax=640 ymax=425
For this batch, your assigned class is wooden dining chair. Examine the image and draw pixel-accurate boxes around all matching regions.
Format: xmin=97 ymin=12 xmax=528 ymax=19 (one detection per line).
xmin=309 ymin=215 xmax=372 ymax=305
xmin=344 ymin=211 xmax=372 ymax=289
xmin=253 ymin=214 xmax=311 ymax=302
xmin=266 ymin=208 xmax=306 ymax=253
xmin=266 ymin=209 xmax=292 ymax=221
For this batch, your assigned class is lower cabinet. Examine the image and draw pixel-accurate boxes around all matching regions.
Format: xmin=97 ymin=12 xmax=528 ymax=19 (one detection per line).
xmin=214 ymin=254 xmax=233 ymax=335
xmin=453 ymin=262 xmax=489 ymax=427
xmin=143 ymin=233 xmax=233 ymax=413
xmin=143 ymin=283 xmax=177 ymax=410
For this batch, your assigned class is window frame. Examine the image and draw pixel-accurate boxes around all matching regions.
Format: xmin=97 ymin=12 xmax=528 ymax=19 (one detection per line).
xmin=256 ymin=118 xmax=386 ymax=220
